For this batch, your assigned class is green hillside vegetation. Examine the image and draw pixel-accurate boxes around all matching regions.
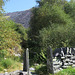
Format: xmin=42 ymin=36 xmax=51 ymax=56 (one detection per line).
xmin=0 ymin=0 xmax=28 ymax=72
xmin=0 ymin=17 xmax=28 ymax=72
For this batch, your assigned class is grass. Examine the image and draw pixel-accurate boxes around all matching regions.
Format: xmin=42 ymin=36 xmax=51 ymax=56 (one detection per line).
xmin=0 ymin=58 xmax=23 ymax=73
xmin=30 ymin=64 xmax=75 ymax=75
xmin=55 ymin=67 xmax=75 ymax=75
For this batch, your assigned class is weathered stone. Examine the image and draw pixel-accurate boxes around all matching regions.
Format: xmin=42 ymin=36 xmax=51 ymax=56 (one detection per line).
xmin=69 ymin=60 xmax=73 ymax=62
xmin=65 ymin=55 xmax=72 ymax=58
xmin=61 ymin=48 xmax=64 ymax=56
xmin=61 ymin=57 xmax=65 ymax=59
xmin=71 ymin=56 xmax=75 ymax=60
xmin=29 ymin=67 xmax=35 ymax=71
xmin=62 ymin=66 xmax=68 ymax=69
xmin=59 ymin=68 xmax=63 ymax=71
xmin=4 ymin=72 xmax=8 ymax=75
xmin=64 ymin=63 xmax=68 ymax=66
xmin=68 ymin=62 xmax=73 ymax=66
xmin=65 ymin=59 xmax=70 ymax=62
xmin=72 ymin=65 xmax=75 ymax=67
xmin=53 ymin=57 xmax=57 ymax=62
xmin=73 ymin=61 xmax=75 ymax=64
xmin=54 ymin=69 xmax=60 ymax=73
xmin=53 ymin=61 xmax=60 ymax=65
xmin=53 ymin=65 xmax=60 ymax=69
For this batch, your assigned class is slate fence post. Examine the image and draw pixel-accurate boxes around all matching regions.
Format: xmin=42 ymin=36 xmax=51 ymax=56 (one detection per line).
xmin=47 ymin=46 xmax=54 ymax=75
xmin=23 ymin=48 xmax=29 ymax=75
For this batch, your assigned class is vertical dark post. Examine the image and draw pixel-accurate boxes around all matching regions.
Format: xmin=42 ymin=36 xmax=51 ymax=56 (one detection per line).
xmin=23 ymin=48 xmax=29 ymax=75
xmin=26 ymin=48 xmax=29 ymax=75
xmin=47 ymin=46 xmax=54 ymax=75
xmin=23 ymin=48 xmax=27 ymax=71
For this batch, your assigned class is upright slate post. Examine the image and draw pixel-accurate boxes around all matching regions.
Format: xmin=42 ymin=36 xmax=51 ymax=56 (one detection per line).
xmin=23 ymin=48 xmax=27 ymax=71
xmin=26 ymin=48 xmax=29 ymax=75
xmin=47 ymin=47 xmax=54 ymax=75
xmin=23 ymin=48 xmax=29 ymax=75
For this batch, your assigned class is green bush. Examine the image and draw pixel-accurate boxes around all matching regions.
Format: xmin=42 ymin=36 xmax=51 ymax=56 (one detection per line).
xmin=0 ymin=67 xmax=3 ymax=71
xmin=0 ymin=49 xmax=8 ymax=58
xmin=12 ymin=56 xmax=22 ymax=62
xmin=1 ymin=58 xmax=14 ymax=68
xmin=35 ymin=65 xmax=47 ymax=75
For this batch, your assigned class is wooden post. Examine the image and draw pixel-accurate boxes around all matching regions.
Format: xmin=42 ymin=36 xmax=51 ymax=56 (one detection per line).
xmin=47 ymin=47 xmax=54 ymax=75
xmin=23 ymin=48 xmax=29 ymax=75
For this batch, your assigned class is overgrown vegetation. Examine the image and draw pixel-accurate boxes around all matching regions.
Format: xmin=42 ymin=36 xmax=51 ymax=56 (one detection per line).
xmin=30 ymin=64 xmax=75 ymax=75
xmin=0 ymin=0 xmax=27 ymax=72
xmin=55 ymin=67 xmax=75 ymax=75
xmin=28 ymin=0 xmax=75 ymax=63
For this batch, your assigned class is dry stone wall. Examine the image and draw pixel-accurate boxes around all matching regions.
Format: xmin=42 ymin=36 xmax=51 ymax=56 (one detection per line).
xmin=53 ymin=47 xmax=75 ymax=73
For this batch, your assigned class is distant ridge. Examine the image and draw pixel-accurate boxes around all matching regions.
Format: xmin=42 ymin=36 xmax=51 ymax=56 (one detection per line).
xmin=6 ymin=9 xmax=32 ymax=28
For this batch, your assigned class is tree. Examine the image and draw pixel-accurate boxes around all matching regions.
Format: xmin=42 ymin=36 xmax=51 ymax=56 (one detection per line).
xmin=64 ymin=0 xmax=75 ymax=21
xmin=28 ymin=0 xmax=75 ymax=63
xmin=0 ymin=20 xmax=22 ymax=52
xmin=0 ymin=0 xmax=28 ymax=54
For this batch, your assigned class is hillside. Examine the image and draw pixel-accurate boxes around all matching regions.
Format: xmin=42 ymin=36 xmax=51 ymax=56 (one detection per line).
xmin=6 ymin=9 xmax=32 ymax=28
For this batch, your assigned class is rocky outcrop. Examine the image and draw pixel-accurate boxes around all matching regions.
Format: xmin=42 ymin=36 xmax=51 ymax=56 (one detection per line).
xmin=6 ymin=9 xmax=32 ymax=28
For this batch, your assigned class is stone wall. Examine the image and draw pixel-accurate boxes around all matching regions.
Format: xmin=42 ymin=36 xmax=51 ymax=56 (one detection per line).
xmin=53 ymin=47 xmax=75 ymax=73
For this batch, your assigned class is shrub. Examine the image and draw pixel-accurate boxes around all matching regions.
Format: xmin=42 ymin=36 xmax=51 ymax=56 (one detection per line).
xmin=35 ymin=65 xmax=47 ymax=75
xmin=0 ymin=67 xmax=3 ymax=71
xmin=1 ymin=58 xmax=14 ymax=68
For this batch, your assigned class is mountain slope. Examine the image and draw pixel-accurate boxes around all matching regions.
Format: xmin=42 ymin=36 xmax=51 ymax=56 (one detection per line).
xmin=6 ymin=9 xmax=32 ymax=28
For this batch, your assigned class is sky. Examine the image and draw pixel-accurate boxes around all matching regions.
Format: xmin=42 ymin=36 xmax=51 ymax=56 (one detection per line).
xmin=4 ymin=0 xmax=70 ymax=13
xmin=4 ymin=0 xmax=36 ymax=13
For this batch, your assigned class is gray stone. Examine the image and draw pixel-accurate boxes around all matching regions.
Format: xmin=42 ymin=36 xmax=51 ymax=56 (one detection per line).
xmin=64 ymin=63 xmax=68 ymax=66
xmin=53 ymin=65 xmax=60 ymax=69
xmin=65 ymin=55 xmax=72 ymax=58
xmin=69 ymin=60 xmax=73 ymax=62
xmin=73 ymin=61 xmax=75 ymax=64
xmin=53 ymin=62 xmax=60 ymax=65
xmin=61 ymin=48 xmax=64 ymax=56
xmin=65 ymin=59 xmax=70 ymax=62
xmin=72 ymin=65 xmax=75 ymax=67
xmin=29 ymin=67 xmax=35 ymax=71
xmin=59 ymin=68 xmax=63 ymax=71
xmin=4 ymin=72 xmax=8 ymax=75
xmin=62 ymin=66 xmax=69 ymax=69
xmin=54 ymin=69 xmax=60 ymax=73
xmin=61 ymin=57 xmax=65 ymax=59
xmin=68 ymin=62 xmax=73 ymax=66
xmin=71 ymin=56 xmax=75 ymax=60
